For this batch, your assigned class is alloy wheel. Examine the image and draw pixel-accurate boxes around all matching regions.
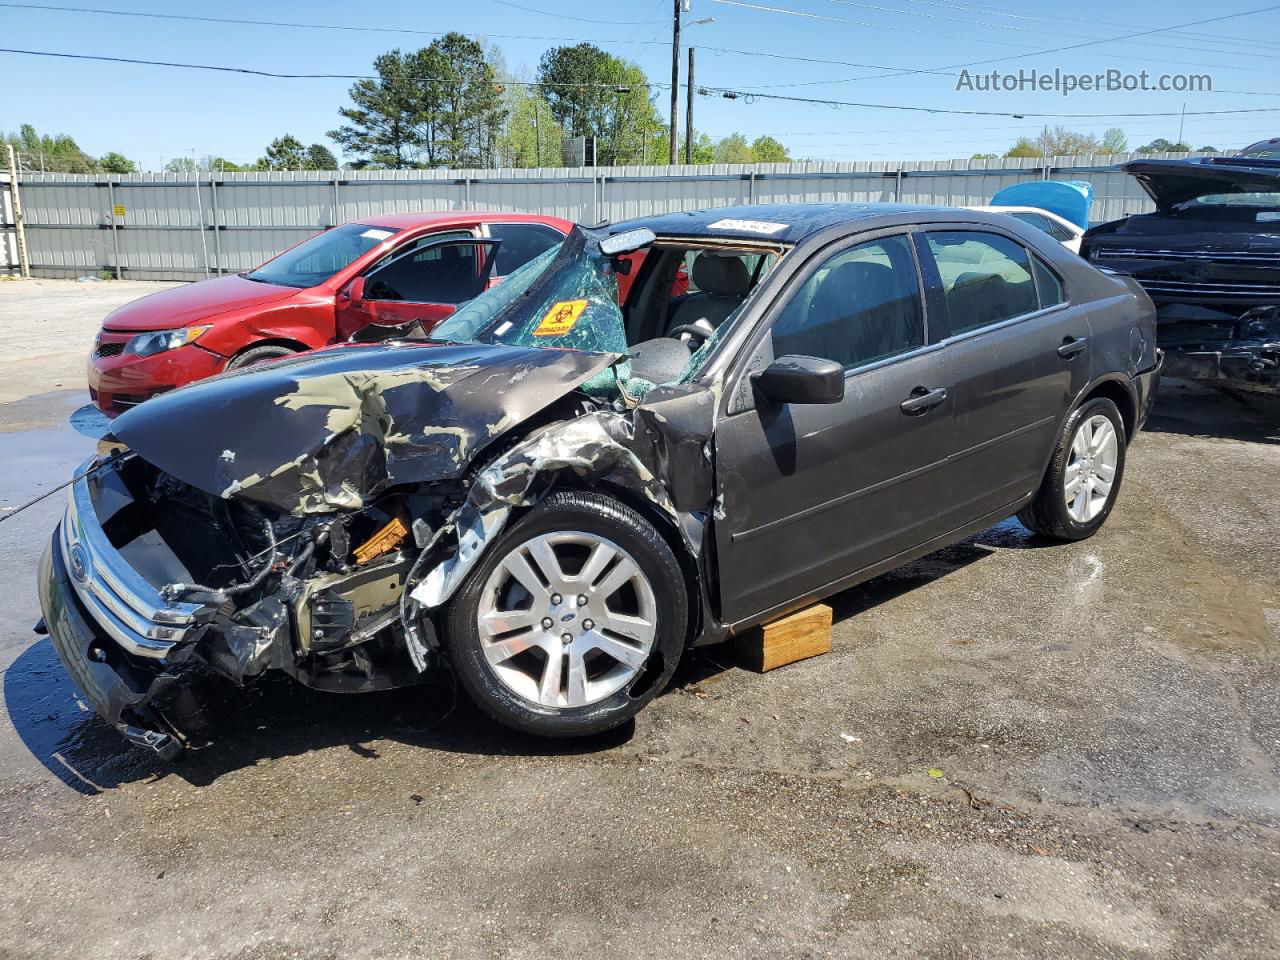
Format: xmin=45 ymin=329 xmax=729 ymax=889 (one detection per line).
xmin=1063 ymin=413 xmax=1119 ymax=523
xmin=476 ymin=531 xmax=658 ymax=709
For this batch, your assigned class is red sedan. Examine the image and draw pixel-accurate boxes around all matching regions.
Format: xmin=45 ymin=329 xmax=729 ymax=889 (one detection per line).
xmin=89 ymin=212 xmax=573 ymax=415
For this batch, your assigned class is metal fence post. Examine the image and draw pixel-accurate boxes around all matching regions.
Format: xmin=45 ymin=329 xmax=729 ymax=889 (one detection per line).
xmin=895 ymin=166 xmax=904 ymax=202
xmin=106 ymin=180 xmax=122 ymax=279
xmin=210 ymin=177 xmax=223 ymax=275
xmin=4 ymin=144 xmax=30 ymax=277
xmin=332 ymin=176 xmax=341 ymax=227
xmin=192 ymin=172 xmax=211 ymax=278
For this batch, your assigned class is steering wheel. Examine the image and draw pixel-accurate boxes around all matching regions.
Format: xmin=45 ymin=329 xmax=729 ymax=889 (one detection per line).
xmin=666 ymin=323 xmax=713 ymax=345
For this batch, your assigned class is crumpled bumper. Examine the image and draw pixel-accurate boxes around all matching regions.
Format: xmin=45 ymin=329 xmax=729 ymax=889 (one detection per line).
xmin=1133 ymin=350 xmax=1164 ymax=432
xmin=37 ymin=530 xmax=184 ymax=760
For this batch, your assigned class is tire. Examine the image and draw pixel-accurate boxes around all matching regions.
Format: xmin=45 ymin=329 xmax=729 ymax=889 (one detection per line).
xmin=443 ymin=490 xmax=687 ymax=737
xmin=225 ymin=344 xmax=297 ymax=370
xmin=1018 ymin=396 xmax=1127 ymax=542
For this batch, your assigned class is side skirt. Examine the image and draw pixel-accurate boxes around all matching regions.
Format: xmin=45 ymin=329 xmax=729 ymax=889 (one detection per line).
xmin=722 ymin=493 xmax=1035 ymax=637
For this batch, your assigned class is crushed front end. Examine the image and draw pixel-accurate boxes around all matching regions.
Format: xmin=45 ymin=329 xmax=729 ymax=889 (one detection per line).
xmin=39 ymin=451 xmax=450 ymax=756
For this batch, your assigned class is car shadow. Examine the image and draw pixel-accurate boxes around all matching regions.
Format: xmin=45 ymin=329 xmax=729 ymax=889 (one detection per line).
xmin=1144 ymin=378 xmax=1280 ymax=445
xmin=5 ymin=638 xmax=635 ymax=793
xmin=8 ymin=518 xmax=1041 ymax=793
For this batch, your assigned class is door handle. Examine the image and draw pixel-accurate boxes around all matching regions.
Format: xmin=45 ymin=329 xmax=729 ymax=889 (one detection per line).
xmin=900 ymin=386 xmax=948 ymax=415
xmin=1057 ymin=336 xmax=1088 ymax=359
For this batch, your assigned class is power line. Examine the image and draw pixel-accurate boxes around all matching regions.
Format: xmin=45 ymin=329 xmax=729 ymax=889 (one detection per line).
xmin=822 ymin=0 xmax=1280 ymax=61
xmin=712 ymin=0 xmax=1280 ymax=75
xmin=0 ymin=47 xmax=673 ymax=88
xmin=696 ymin=84 xmax=1280 ymax=119
xmin=888 ymin=0 xmax=1280 ymax=51
xmin=0 ymin=2 xmax=669 ymax=45
xmin=5 ymin=46 xmax=1278 ymax=123
xmin=489 ymin=0 xmax=652 ymax=25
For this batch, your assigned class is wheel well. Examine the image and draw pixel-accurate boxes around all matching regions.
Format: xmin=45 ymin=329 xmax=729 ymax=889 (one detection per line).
xmin=231 ymin=338 xmax=310 ymax=360
xmin=1080 ymin=379 xmax=1136 ymax=442
xmin=562 ymin=476 xmax=705 ymax=648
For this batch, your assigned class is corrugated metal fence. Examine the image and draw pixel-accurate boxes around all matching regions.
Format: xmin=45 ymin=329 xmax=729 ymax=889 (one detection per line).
xmin=0 ymin=153 xmax=1204 ymax=281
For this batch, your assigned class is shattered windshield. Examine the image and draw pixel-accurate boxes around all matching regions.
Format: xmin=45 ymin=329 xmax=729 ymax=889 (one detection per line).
xmin=431 ymin=227 xmax=627 ymax=358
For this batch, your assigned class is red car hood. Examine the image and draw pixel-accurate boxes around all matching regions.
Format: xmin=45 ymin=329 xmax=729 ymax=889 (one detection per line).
xmin=102 ymin=274 xmax=301 ymax=332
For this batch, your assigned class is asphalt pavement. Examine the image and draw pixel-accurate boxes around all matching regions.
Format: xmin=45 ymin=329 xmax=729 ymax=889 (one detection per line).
xmin=0 ymin=281 xmax=1277 ymax=960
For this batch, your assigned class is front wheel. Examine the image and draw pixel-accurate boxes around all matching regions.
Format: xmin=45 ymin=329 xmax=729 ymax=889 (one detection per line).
xmin=443 ymin=490 xmax=687 ymax=737
xmin=225 ymin=343 xmax=297 ymax=370
xmin=1018 ymin=396 xmax=1126 ymax=541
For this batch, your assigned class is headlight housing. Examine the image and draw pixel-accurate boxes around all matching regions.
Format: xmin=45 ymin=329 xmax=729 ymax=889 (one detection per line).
xmin=125 ymin=325 xmax=211 ymax=357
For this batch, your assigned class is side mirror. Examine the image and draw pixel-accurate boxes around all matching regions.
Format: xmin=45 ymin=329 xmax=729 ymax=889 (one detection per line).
xmin=752 ymin=355 xmax=845 ymax=405
xmin=345 ymin=276 xmax=366 ymax=305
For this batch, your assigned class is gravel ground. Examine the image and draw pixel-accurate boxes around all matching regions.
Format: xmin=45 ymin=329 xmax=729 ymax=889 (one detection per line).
xmin=0 ymin=278 xmax=182 ymax=404
xmin=0 ymin=281 xmax=1276 ymax=959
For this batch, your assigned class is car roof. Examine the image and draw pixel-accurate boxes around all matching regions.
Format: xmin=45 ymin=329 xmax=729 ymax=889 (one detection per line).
xmin=966 ymin=205 xmax=1082 ymax=229
xmin=359 ymin=211 xmax=572 ymax=230
xmin=607 ymin=202 xmax=1002 ymax=244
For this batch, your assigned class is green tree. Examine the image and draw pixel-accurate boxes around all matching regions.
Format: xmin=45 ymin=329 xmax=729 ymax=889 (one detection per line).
xmin=970 ymin=152 xmax=999 ymax=160
xmin=427 ymin=33 xmax=507 ymax=168
xmin=329 ymin=49 xmax=429 ymax=168
xmin=1137 ymin=138 xmax=1191 ymax=153
xmin=206 ymin=157 xmax=249 ymax=172
xmin=163 ymin=156 xmax=196 ymax=173
xmin=537 ymin=43 xmax=664 ymax=165
xmin=306 ymin=143 xmax=338 ymax=170
xmin=3 ymin=123 xmax=99 ymax=172
xmin=99 ymin=152 xmax=135 ymax=173
xmin=500 ymin=87 xmax=563 ymax=167
xmin=260 ymin=134 xmax=309 ymax=170
xmin=1099 ymin=127 xmax=1128 ymax=155
xmin=712 ymin=133 xmax=754 ymax=163
xmin=750 ymin=135 xmax=789 ymax=162
xmin=1004 ymin=137 xmax=1041 ymax=158
xmin=1196 ymin=145 xmax=1218 ymax=153
xmin=1005 ymin=126 xmax=1108 ymax=158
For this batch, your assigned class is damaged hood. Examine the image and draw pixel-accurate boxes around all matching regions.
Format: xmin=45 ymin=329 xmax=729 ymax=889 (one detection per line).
xmin=111 ymin=342 xmax=617 ymax=514
xmin=1120 ymin=159 xmax=1280 ymax=211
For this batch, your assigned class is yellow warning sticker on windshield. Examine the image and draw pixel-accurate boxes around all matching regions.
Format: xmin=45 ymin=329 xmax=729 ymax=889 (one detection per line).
xmin=533 ymin=299 xmax=587 ymax=337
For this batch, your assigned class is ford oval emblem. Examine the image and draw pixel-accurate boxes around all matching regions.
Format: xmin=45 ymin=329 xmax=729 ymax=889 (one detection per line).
xmin=68 ymin=543 xmax=91 ymax=584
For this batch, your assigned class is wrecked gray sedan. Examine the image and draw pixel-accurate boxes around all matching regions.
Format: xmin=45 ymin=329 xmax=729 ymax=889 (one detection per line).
xmin=38 ymin=204 xmax=1162 ymax=757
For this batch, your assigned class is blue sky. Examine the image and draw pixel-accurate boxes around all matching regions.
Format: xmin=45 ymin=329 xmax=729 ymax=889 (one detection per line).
xmin=3 ymin=0 xmax=1279 ymax=168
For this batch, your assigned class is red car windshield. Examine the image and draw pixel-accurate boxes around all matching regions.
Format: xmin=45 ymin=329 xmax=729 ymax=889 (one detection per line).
xmin=246 ymin=222 xmax=402 ymax=288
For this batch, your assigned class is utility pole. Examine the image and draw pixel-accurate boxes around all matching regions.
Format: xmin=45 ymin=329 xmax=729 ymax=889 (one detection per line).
xmin=5 ymin=143 xmax=31 ymax=277
xmin=1177 ymin=102 xmax=1186 ymax=149
xmin=533 ymin=100 xmax=541 ymax=168
xmin=669 ymin=0 xmax=681 ymax=165
xmin=685 ymin=47 xmax=696 ymax=164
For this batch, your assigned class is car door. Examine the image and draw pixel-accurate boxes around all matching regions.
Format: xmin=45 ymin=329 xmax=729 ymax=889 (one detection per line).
xmin=334 ymin=231 xmax=487 ymax=339
xmin=712 ymin=231 xmax=961 ymax=625
xmin=918 ymin=228 xmax=1091 ymax=521
xmin=482 ymin=222 xmax=567 ymax=287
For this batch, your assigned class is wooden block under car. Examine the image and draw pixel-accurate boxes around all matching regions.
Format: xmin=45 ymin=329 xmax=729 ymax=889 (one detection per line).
xmin=734 ymin=603 xmax=833 ymax=672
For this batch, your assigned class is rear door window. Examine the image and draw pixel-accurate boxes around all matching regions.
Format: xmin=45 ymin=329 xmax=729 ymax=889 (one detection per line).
xmin=488 ymin=222 xmax=567 ymax=275
xmin=924 ymin=232 xmax=1040 ymax=335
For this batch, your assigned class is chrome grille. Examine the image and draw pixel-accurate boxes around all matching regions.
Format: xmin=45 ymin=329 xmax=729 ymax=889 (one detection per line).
xmin=1093 ymin=248 xmax=1280 ymax=268
xmin=1136 ymin=278 xmax=1280 ymax=298
xmin=59 ymin=460 xmax=203 ymax=659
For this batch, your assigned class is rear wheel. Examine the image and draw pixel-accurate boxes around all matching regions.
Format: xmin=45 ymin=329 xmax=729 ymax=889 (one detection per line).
xmin=226 ymin=343 xmax=297 ymax=370
xmin=444 ymin=490 xmax=686 ymax=737
xmin=1018 ymin=396 xmax=1126 ymax=541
